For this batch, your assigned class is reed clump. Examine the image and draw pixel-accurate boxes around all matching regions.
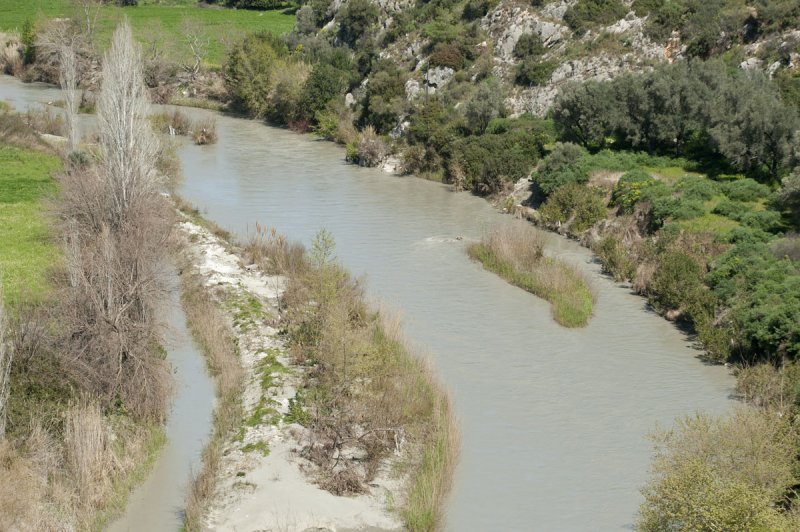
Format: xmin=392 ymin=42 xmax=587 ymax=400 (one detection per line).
xmin=192 ymin=118 xmax=218 ymax=145
xmin=468 ymin=224 xmax=594 ymax=327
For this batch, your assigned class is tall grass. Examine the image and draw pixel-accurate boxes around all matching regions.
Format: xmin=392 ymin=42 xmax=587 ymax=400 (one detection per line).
xmin=468 ymin=224 xmax=594 ymax=327
xmin=179 ymin=268 xmax=244 ymax=531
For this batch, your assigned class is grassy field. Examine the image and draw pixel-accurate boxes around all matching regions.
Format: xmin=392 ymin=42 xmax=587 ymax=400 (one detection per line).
xmin=0 ymin=0 xmax=295 ymax=66
xmin=0 ymin=143 xmax=60 ymax=304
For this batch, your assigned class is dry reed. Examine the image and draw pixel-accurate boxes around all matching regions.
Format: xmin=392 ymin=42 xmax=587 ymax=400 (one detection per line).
xmin=468 ymin=223 xmax=594 ymax=327
xmin=179 ymin=269 xmax=244 ymax=531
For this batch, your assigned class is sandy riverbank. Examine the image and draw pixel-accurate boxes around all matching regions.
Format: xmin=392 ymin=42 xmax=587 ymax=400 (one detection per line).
xmin=179 ymin=218 xmax=403 ymax=531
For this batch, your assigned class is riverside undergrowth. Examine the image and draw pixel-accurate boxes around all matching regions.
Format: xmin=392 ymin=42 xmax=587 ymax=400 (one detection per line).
xmin=467 ymin=224 xmax=594 ymax=328
xmin=244 ymin=226 xmax=459 ymax=531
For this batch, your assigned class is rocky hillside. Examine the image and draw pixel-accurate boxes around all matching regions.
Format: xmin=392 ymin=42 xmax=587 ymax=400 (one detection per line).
xmin=317 ymin=0 xmax=799 ymax=118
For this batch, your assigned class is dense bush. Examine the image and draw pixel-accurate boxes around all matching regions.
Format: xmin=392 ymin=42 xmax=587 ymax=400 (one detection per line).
xmin=638 ymin=409 xmax=800 ymax=531
xmin=535 ymin=142 xmax=589 ymax=197
xmin=540 ymin=183 xmax=607 ymax=234
xmin=777 ymin=170 xmax=800 ymax=228
xmin=464 ymin=79 xmax=506 ymax=134
xmin=451 ymin=129 xmax=544 ymax=194
xmin=516 ymin=58 xmax=557 ymax=86
xmin=225 ymin=32 xmax=288 ymax=117
xmin=710 ymin=239 xmax=800 ymax=360
xmin=676 ymin=175 xmax=720 ymax=201
xmin=593 ymin=235 xmax=636 ymax=281
xmin=563 ymin=0 xmax=628 ymax=33
xmin=712 ymin=199 xmax=750 ymax=220
xmin=612 ymin=169 xmax=655 ymax=212
xmin=462 ymin=0 xmax=499 ymax=20
xmin=650 ymin=196 xmax=706 ymax=226
xmin=338 ymin=0 xmax=380 ymax=47
xmin=648 ymin=250 xmax=706 ymax=313
xmin=302 ymin=63 xmax=349 ymax=121
xmin=552 ymin=61 xmax=799 ymax=178
xmin=428 ymin=42 xmax=466 ymax=70
xmin=513 ymin=33 xmax=545 ymax=59
xmin=361 ymin=61 xmax=407 ymax=134
xmin=721 ymin=178 xmax=771 ymax=202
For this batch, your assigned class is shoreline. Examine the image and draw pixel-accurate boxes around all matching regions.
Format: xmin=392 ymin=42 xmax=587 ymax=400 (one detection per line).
xmin=176 ymin=211 xmax=406 ymax=530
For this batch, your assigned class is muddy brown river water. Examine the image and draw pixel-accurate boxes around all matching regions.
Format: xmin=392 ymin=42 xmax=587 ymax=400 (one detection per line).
xmin=1 ymin=75 xmax=734 ymax=531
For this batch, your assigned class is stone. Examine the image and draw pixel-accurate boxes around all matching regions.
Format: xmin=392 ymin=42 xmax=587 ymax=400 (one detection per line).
xmin=740 ymin=57 xmax=763 ymax=70
xmin=405 ymin=79 xmax=421 ymax=99
xmin=425 ymin=66 xmax=454 ymax=88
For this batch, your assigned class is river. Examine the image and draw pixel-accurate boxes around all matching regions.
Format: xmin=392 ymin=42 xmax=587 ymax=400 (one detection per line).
xmin=1 ymin=75 xmax=734 ymax=531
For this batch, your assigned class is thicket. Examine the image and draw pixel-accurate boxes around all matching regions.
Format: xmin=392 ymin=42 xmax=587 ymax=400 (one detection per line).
xmin=553 ymin=60 xmax=799 ymax=180
xmin=563 ymin=0 xmax=628 ymax=34
xmin=1 ymin=20 xmax=175 ymax=530
xmin=631 ymin=0 xmax=800 ymax=56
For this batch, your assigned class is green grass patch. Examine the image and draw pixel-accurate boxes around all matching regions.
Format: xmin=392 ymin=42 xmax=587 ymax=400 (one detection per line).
xmin=674 ymin=213 xmax=740 ymax=237
xmin=468 ymin=242 xmax=593 ymax=328
xmin=241 ymin=439 xmax=270 ymax=456
xmin=0 ymin=143 xmax=60 ymax=304
xmin=0 ymin=0 xmax=295 ymax=66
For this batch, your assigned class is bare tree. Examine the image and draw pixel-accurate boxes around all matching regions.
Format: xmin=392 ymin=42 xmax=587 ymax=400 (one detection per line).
xmin=0 ymin=283 xmax=11 ymax=440
xmin=72 ymin=0 xmax=102 ymax=48
xmin=96 ymin=19 xmax=160 ymax=230
xmin=53 ymin=19 xmax=173 ymax=421
xmin=180 ymin=19 xmax=210 ymax=82
xmin=59 ymin=45 xmax=79 ymax=153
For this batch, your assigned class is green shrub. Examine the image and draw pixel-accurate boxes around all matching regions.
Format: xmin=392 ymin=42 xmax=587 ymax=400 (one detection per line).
xmin=513 ymin=33 xmax=545 ymax=59
xmin=516 ymin=58 xmax=557 ymax=86
xmin=676 ymin=175 xmax=720 ymax=201
xmin=361 ymin=61 xmax=407 ymax=134
xmin=338 ymin=0 xmax=380 ymax=47
xmin=740 ymin=210 xmax=782 ymax=232
xmin=302 ymin=63 xmax=349 ymax=121
xmin=721 ymin=178 xmax=771 ymax=202
xmin=712 ymin=199 xmax=750 ymax=220
xmin=540 ymin=183 xmax=607 ymax=234
xmin=650 ymin=197 xmax=705 ymax=226
xmin=464 ymin=79 xmax=506 ymax=134
xmin=535 ymin=142 xmax=590 ymax=197
xmin=564 ymin=0 xmax=628 ymax=33
xmin=428 ymin=42 xmax=466 ymax=70
xmin=778 ymin=170 xmax=800 ymax=228
xmin=462 ymin=0 xmax=499 ymax=20
xmin=452 ymin=130 xmax=542 ymax=194
xmin=225 ymin=32 xmax=288 ymax=117
xmin=612 ymin=169 xmax=655 ymax=212
xmin=593 ymin=235 xmax=636 ymax=281
xmin=649 ymin=250 xmax=705 ymax=312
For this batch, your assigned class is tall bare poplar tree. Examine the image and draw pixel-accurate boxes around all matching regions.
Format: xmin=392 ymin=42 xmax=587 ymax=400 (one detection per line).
xmin=56 ymin=19 xmax=172 ymax=421
xmin=96 ymin=20 xmax=160 ymax=229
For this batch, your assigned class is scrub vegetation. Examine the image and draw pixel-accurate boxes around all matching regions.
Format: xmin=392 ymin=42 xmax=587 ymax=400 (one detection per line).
xmin=0 ymin=21 xmax=176 ymax=530
xmin=243 ymin=228 xmax=459 ymax=530
xmin=3 ymin=0 xmax=800 ymax=529
xmin=468 ymin=224 xmax=593 ymax=327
